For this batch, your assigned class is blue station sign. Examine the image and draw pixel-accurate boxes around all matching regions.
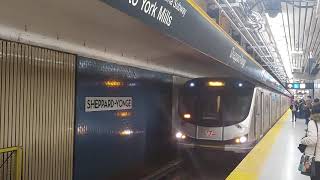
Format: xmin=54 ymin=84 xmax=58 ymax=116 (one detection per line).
xmin=101 ymin=0 xmax=290 ymax=96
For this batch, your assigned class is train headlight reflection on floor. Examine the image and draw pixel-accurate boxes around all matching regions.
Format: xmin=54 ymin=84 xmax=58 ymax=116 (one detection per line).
xmin=120 ymin=129 xmax=133 ymax=136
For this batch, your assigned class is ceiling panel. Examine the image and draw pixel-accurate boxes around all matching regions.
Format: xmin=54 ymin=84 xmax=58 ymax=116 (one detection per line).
xmin=282 ymin=1 xmax=318 ymax=73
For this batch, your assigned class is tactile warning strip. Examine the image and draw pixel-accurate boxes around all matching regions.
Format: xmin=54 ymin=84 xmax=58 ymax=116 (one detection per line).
xmin=226 ymin=110 xmax=290 ymax=180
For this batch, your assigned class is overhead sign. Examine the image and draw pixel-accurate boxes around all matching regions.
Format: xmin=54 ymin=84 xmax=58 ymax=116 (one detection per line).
xmin=85 ymin=97 xmax=132 ymax=112
xmin=286 ymin=83 xmax=313 ymax=89
xmin=101 ymin=0 xmax=290 ymax=96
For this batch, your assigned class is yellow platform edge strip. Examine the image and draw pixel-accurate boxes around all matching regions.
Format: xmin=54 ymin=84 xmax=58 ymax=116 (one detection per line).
xmin=226 ymin=109 xmax=291 ymax=180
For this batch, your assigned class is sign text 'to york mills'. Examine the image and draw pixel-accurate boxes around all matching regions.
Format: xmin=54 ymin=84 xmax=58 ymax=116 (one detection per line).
xmin=128 ymin=0 xmax=187 ymax=27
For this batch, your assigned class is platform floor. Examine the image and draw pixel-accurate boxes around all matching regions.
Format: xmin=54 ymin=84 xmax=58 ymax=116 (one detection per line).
xmin=228 ymin=111 xmax=310 ymax=180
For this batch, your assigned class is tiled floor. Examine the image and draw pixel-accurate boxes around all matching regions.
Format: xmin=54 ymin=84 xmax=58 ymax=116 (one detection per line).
xmin=259 ymin=116 xmax=310 ymax=180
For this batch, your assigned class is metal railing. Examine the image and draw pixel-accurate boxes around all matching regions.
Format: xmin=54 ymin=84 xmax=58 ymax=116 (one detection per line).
xmin=0 ymin=147 xmax=22 ymax=180
xmin=191 ymin=0 xmax=288 ymax=83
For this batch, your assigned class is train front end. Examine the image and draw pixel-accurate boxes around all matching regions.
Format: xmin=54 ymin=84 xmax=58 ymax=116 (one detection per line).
xmin=176 ymin=78 xmax=255 ymax=153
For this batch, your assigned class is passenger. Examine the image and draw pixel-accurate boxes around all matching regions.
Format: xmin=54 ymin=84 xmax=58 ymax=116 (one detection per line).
xmin=299 ymin=99 xmax=305 ymax=112
xmin=301 ymin=100 xmax=320 ymax=180
xmin=306 ymin=96 xmax=313 ymax=109
xmin=305 ymin=97 xmax=312 ymax=125
xmin=290 ymin=101 xmax=297 ymax=122
xmin=298 ymin=99 xmax=305 ymax=119
xmin=314 ymin=98 xmax=319 ymax=106
xmin=313 ymin=99 xmax=320 ymax=112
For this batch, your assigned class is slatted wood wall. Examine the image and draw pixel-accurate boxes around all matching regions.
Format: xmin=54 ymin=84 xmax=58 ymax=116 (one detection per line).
xmin=0 ymin=40 xmax=75 ymax=180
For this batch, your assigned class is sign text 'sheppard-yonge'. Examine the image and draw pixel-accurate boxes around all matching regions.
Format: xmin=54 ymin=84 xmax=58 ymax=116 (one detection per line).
xmin=85 ymin=97 xmax=132 ymax=112
xmin=128 ymin=0 xmax=187 ymax=27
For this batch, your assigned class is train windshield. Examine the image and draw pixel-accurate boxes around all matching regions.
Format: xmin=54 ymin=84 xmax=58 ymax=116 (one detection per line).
xmin=179 ymin=84 xmax=254 ymax=127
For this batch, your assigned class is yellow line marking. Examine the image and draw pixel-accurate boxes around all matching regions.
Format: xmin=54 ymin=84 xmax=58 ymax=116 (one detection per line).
xmin=226 ymin=109 xmax=291 ymax=180
xmin=185 ymin=0 xmax=263 ymax=68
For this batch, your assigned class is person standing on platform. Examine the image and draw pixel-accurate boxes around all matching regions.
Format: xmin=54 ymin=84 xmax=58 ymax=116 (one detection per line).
xmin=306 ymin=96 xmax=313 ymax=108
xmin=305 ymin=96 xmax=313 ymax=124
xmin=313 ymin=99 xmax=320 ymax=109
xmin=290 ymin=101 xmax=297 ymax=122
xmin=300 ymin=100 xmax=320 ymax=180
xmin=298 ymin=99 xmax=305 ymax=119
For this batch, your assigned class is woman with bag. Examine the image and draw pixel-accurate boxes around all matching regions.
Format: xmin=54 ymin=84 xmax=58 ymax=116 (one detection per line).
xmin=290 ymin=101 xmax=297 ymax=122
xmin=300 ymin=100 xmax=320 ymax=179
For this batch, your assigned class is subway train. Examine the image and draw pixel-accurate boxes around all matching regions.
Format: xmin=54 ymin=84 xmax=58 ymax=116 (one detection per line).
xmin=175 ymin=78 xmax=290 ymax=153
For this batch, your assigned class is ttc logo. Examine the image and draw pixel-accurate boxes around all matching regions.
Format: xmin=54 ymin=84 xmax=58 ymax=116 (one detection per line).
xmin=206 ymin=130 xmax=216 ymax=137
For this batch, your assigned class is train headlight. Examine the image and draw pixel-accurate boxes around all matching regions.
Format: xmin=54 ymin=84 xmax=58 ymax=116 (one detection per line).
xmin=235 ymin=136 xmax=247 ymax=144
xmin=176 ymin=132 xmax=186 ymax=139
xmin=183 ymin=114 xmax=191 ymax=119
xmin=239 ymin=136 xmax=247 ymax=143
xmin=176 ymin=132 xmax=183 ymax=138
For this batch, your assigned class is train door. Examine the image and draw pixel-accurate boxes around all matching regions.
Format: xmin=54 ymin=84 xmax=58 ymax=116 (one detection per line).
xmin=263 ymin=93 xmax=270 ymax=133
xmin=280 ymin=96 xmax=282 ymax=116
xmin=260 ymin=92 xmax=264 ymax=136
xmin=254 ymin=90 xmax=263 ymax=139
xmin=269 ymin=94 xmax=272 ymax=126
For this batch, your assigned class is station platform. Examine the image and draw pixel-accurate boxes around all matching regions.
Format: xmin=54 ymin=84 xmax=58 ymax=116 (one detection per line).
xmin=227 ymin=110 xmax=310 ymax=180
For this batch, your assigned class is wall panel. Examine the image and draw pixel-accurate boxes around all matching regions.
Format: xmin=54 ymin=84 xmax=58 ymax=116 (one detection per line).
xmin=0 ymin=39 xmax=75 ymax=180
xmin=74 ymin=57 xmax=174 ymax=180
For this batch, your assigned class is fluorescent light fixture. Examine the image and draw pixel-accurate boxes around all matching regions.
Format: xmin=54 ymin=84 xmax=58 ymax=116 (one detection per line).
xmin=266 ymin=14 xmax=293 ymax=79
xmin=317 ymin=0 xmax=320 ymax=17
xmin=290 ymin=51 xmax=304 ymax=54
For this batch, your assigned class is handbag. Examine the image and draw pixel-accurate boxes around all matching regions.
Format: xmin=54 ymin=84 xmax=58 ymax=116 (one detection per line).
xmin=299 ymin=121 xmax=318 ymax=176
xmin=298 ymin=144 xmax=307 ymax=153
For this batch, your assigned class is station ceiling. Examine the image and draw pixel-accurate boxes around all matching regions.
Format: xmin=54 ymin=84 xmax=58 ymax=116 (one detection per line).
xmin=1 ymin=0 xmax=318 ymax=83
xmin=283 ymin=1 xmax=320 ymax=76
xmin=267 ymin=0 xmax=320 ymax=80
